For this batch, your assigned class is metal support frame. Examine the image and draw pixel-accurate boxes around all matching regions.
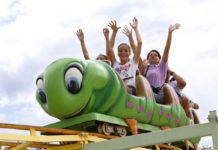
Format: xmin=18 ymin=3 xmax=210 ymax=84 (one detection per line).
xmin=83 ymin=111 xmax=218 ymax=150
xmin=0 ymin=111 xmax=217 ymax=149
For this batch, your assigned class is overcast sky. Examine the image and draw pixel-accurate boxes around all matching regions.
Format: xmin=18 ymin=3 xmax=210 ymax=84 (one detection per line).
xmin=0 ymin=0 xmax=217 ymax=147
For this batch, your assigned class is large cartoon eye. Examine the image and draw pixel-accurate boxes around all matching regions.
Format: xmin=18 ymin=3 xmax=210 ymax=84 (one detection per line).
xmin=65 ymin=65 xmax=83 ymax=94
xmin=36 ymin=78 xmax=47 ymax=104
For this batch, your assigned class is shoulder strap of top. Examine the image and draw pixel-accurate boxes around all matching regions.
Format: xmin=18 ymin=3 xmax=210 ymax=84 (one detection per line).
xmin=144 ymin=65 xmax=150 ymax=77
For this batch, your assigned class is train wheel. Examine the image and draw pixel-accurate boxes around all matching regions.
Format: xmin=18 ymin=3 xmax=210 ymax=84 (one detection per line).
xmin=102 ymin=123 xmax=112 ymax=135
xmin=97 ymin=124 xmax=103 ymax=133
xmin=115 ymin=126 xmax=127 ymax=137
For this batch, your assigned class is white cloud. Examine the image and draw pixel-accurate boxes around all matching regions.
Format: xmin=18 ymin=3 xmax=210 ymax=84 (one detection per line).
xmin=199 ymin=136 xmax=213 ymax=148
xmin=0 ymin=96 xmax=9 ymax=108
xmin=0 ymin=113 xmax=7 ymax=122
xmin=10 ymin=101 xmax=58 ymax=126
xmin=0 ymin=0 xmax=218 ymax=147
xmin=0 ymin=90 xmax=57 ymax=125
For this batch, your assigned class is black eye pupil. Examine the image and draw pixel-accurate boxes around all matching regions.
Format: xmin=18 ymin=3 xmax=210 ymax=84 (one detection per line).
xmin=67 ymin=77 xmax=81 ymax=94
xmin=38 ymin=89 xmax=47 ymax=104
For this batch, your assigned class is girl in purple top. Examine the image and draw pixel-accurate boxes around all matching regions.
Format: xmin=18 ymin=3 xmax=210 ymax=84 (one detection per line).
xmin=144 ymin=23 xmax=181 ymax=104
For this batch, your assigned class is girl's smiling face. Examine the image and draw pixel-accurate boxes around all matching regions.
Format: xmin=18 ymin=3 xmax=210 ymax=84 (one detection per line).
xmin=148 ymin=51 xmax=160 ymax=65
xmin=118 ymin=44 xmax=130 ymax=64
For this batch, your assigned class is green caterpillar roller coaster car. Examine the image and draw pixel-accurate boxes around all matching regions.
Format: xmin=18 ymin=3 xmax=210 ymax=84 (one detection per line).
xmin=36 ymin=58 xmax=200 ymax=146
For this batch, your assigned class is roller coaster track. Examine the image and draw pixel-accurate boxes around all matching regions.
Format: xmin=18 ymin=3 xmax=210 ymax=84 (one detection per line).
xmin=0 ymin=111 xmax=217 ymax=150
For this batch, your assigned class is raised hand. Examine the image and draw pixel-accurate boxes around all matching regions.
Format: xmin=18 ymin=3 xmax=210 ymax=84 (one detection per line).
xmin=108 ymin=20 xmax=121 ymax=32
xmin=76 ymin=29 xmax=84 ymax=41
xmin=130 ymin=17 xmax=138 ymax=30
xmin=76 ymin=29 xmax=89 ymax=60
xmin=103 ymin=28 xmax=110 ymax=38
xmin=169 ymin=23 xmax=181 ymax=32
xmin=123 ymin=27 xmax=132 ymax=38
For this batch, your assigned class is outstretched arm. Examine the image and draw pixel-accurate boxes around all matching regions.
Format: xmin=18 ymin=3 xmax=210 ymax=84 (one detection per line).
xmin=162 ymin=23 xmax=181 ymax=63
xmin=130 ymin=17 xmax=142 ymax=64
xmin=123 ymin=27 xmax=136 ymax=53
xmin=103 ymin=27 xmax=115 ymax=64
xmin=108 ymin=20 xmax=120 ymax=65
xmin=123 ymin=26 xmax=144 ymax=73
xmin=169 ymin=69 xmax=186 ymax=89
xmin=108 ymin=20 xmax=120 ymax=50
xmin=76 ymin=29 xmax=90 ymax=60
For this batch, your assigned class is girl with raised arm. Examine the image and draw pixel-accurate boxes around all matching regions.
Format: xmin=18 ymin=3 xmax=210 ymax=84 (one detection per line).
xmin=107 ymin=17 xmax=142 ymax=95
xmin=144 ymin=23 xmax=181 ymax=104
xmin=76 ymin=29 xmax=108 ymax=61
